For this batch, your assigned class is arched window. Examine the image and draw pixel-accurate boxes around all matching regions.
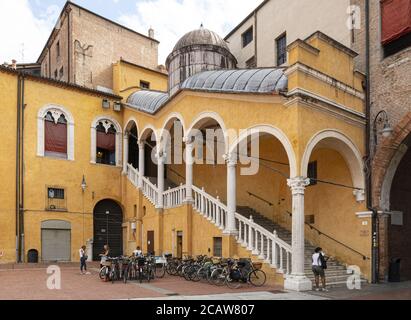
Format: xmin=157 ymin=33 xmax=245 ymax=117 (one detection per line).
xmin=37 ymin=106 xmax=74 ymax=160
xmin=90 ymin=116 xmax=122 ymax=167
xmin=45 ymin=112 xmax=68 ymax=158
xmin=96 ymin=120 xmax=117 ymax=166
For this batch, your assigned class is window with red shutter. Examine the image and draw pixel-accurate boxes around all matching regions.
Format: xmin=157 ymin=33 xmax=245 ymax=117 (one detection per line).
xmin=44 ymin=112 xmax=68 ymax=158
xmin=96 ymin=122 xmax=116 ymax=166
xmin=381 ymin=0 xmax=411 ymax=45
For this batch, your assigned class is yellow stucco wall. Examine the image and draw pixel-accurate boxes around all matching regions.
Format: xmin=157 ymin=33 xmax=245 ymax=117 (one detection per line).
xmin=113 ymin=61 xmax=168 ymax=98
xmin=0 ymin=72 xmax=18 ymax=262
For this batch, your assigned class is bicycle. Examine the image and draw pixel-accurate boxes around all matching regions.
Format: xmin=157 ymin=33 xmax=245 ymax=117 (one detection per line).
xmin=225 ymin=259 xmax=267 ymax=289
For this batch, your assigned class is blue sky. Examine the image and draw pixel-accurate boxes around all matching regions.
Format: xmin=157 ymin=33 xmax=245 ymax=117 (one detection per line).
xmin=1 ymin=0 xmax=263 ymax=65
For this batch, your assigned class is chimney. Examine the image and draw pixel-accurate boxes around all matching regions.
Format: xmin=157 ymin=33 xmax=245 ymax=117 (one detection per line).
xmin=11 ymin=59 xmax=17 ymax=70
xmin=148 ymin=27 xmax=154 ymax=39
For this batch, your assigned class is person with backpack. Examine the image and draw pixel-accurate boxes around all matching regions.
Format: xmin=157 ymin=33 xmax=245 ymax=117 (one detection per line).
xmin=312 ymin=247 xmax=329 ymax=291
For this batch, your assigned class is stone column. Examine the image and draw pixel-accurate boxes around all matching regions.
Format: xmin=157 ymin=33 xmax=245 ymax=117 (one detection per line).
xmin=156 ymin=152 xmax=166 ymax=209
xmin=86 ymin=239 xmax=93 ymax=262
xmin=223 ymin=153 xmax=238 ymax=235
xmin=284 ymin=177 xmax=312 ymax=292
xmin=185 ymin=137 xmax=194 ymax=202
xmin=122 ymin=133 xmax=129 ymax=175
xmin=138 ymin=141 xmax=145 ymax=188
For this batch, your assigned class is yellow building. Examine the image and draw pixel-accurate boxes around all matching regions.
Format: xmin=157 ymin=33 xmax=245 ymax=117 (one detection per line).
xmin=0 ymin=25 xmax=369 ymax=291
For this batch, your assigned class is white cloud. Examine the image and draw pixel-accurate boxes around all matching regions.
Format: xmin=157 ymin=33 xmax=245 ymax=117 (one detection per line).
xmin=119 ymin=0 xmax=263 ymax=65
xmin=0 ymin=0 xmax=59 ymax=64
xmin=0 ymin=0 xmax=60 ymax=63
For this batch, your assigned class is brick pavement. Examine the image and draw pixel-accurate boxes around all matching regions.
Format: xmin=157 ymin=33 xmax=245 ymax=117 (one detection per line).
xmin=0 ymin=264 xmax=281 ymax=300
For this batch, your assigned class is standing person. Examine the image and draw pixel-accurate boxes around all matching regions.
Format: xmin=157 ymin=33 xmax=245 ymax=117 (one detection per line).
xmin=312 ymin=247 xmax=329 ymax=292
xmin=79 ymin=245 xmax=90 ymax=275
xmin=133 ymin=246 xmax=143 ymax=257
xmin=99 ymin=244 xmax=110 ymax=269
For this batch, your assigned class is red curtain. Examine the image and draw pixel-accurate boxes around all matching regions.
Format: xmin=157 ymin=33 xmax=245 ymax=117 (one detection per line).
xmin=45 ymin=120 xmax=67 ymax=154
xmin=97 ymin=131 xmax=116 ymax=152
xmin=381 ymin=0 xmax=411 ymax=45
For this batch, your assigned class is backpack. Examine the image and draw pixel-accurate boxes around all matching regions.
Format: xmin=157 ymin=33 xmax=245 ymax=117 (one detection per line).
xmin=319 ymin=253 xmax=328 ymax=270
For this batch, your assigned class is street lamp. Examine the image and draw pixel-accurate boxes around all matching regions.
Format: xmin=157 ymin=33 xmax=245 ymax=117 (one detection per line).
xmin=373 ymin=110 xmax=393 ymax=153
xmin=81 ymin=175 xmax=87 ymax=192
xmin=81 ymin=175 xmax=87 ymax=244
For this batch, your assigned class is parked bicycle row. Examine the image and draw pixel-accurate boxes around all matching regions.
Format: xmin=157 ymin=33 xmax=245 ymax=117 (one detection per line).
xmin=96 ymin=243 xmax=267 ymax=288
xmin=162 ymin=254 xmax=267 ymax=289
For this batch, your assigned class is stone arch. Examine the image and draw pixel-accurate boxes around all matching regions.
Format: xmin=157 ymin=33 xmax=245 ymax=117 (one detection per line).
xmin=124 ymin=117 xmax=140 ymax=135
xmin=160 ymin=112 xmax=186 ymax=141
xmin=228 ymin=124 xmax=298 ymax=178
xmin=186 ymin=111 xmax=229 ymax=152
xmin=139 ymin=124 xmax=159 ymax=143
xmin=301 ymin=129 xmax=365 ymax=192
xmin=373 ymin=112 xmax=411 ymax=208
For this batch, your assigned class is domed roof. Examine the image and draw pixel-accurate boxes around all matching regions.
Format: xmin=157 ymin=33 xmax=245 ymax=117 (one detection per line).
xmin=173 ymin=25 xmax=229 ymax=52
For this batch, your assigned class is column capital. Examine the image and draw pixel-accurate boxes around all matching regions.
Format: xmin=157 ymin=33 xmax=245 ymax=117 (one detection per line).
xmin=155 ymin=151 xmax=167 ymax=162
xmin=183 ymin=136 xmax=195 ymax=145
xmin=287 ymin=177 xmax=310 ymax=195
xmin=353 ymin=189 xmax=365 ymax=203
xmin=223 ymin=153 xmax=237 ymax=166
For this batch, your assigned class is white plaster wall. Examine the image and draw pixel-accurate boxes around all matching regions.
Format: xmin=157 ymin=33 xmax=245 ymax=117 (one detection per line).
xmin=226 ymin=0 xmax=351 ymax=68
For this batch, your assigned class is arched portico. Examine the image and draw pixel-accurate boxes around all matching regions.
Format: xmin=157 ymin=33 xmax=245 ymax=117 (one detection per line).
xmin=301 ymin=130 xmax=366 ymax=200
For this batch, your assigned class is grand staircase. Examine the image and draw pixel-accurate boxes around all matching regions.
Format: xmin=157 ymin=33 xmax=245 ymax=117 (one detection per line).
xmin=126 ymin=166 xmax=366 ymax=289
xmin=237 ymin=206 xmax=365 ymax=288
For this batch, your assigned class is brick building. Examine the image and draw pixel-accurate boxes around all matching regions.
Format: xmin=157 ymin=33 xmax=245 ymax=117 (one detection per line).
xmin=37 ymin=1 xmax=161 ymax=92
xmin=351 ymin=0 xmax=411 ymax=281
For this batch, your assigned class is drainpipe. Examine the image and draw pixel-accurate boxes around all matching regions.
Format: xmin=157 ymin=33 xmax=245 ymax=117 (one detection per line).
xmin=20 ymin=75 xmax=26 ymax=263
xmin=15 ymin=74 xmax=21 ymax=262
xmin=364 ymin=0 xmax=378 ymax=284
xmin=254 ymin=10 xmax=258 ymax=66
xmin=67 ymin=7 xmax=71 ymax=82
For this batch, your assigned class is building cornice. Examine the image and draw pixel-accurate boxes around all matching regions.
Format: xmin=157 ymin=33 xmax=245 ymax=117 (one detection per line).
xmin=284 ymin=89 xmax=366 ymax=127
xmin=285 ymin=63 xmax=365 ymax=100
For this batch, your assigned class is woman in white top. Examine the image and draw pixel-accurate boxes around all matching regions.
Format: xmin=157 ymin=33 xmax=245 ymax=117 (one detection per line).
xmin=99 ymin=245 xmax=110 ymax=268
xmin=133 ymin=246 xmax=143 ymax=257
xmin=79 ymin=245 xmax=90 ymax=275
xmin=312 ymin=247 xmax=329 ymax=292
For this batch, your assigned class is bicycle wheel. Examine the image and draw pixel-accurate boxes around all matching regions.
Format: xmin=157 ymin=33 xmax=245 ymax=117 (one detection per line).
xmin=183 ymin=265 xmax=192 ymax=281
xmin=155 ymin=264 xmax=166 ymax=278
xmin=210 ymin=268 xmax=226 ymax=286
xmin=111 ymin=269 xmax=116 ymax=284
xmin=196 ymin=267 xmax=208 ymax=282
xmin=226 ymin=273 xmax=242 ymax=289
xmin=249 ymin=269 xmax=267 ymax=287
xmin=147 ymin=268 xmax=154 ymax=283
xmin=139 ymin=268 xmax=143 ymax=283
xmin=99 ymin=267 xmax=107 ymax=280
xmin=123 ymin=266 xmax=128 ymax=284
xmin=190 ymin=266 xmax=201 ymax=282
xmin=167 ymin=263 xmax=177 ymax=276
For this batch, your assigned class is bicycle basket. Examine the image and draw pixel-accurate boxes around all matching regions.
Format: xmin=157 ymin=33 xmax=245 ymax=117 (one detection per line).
xmin=252 ymin=262 xmax=263 ymax=270
xmin=101 ymin=261 xmax=111 ymax=267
